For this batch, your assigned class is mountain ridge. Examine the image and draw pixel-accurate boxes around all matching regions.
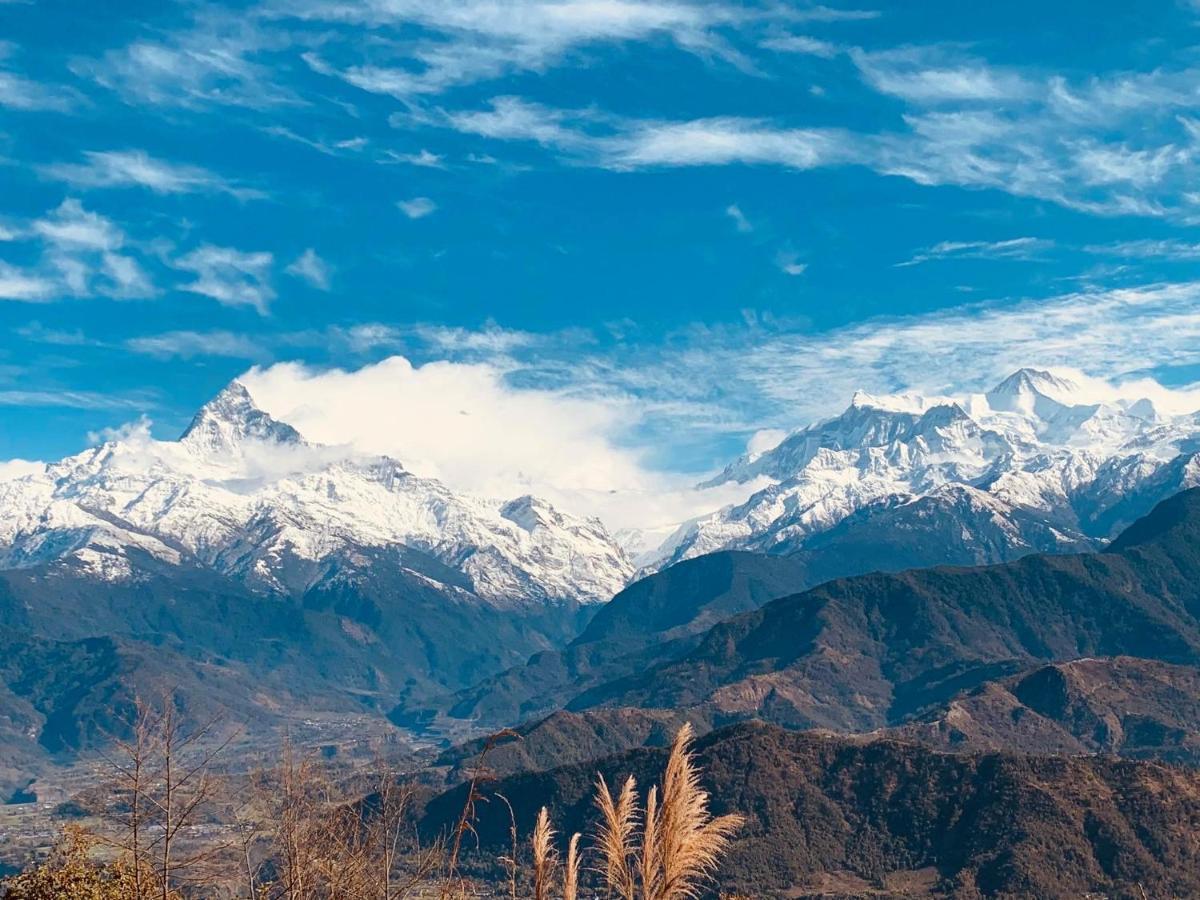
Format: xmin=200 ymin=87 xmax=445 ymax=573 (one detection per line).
xmin=0 ymin=379 xmax=633 ymax=607
xmin=652 ymin=368 xmax=1200 ymax=571
xmin=420 ymin=720 xmax=1200 ymax=898
xmin=566 ymin=487 xmax=1200 ymax=732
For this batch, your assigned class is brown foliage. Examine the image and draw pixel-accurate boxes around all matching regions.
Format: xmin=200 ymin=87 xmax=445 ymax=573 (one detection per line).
xmin=1 ymin=826 xmax=166 ymax=900
xmin=3 ymin=719 xmax=740 ymax=900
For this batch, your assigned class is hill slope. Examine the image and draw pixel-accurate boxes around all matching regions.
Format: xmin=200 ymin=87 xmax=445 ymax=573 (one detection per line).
xmin=891 ymin=656 xmax=1200 ymax=764
xmin=422 ymin=721 xmax=1200 ymax=899
xmin=570 ymin=488 xmax=1200 ymax=731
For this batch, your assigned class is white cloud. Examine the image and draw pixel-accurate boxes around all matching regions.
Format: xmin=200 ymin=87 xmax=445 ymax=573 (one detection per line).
xmin=775 ymin=251 xmax=807 ymax=275
xmin=16 ymin=322 xmax=90 ymax=345
xmin=0 ymin=48 xmax=78 ymax=111
xmin=243 ymin=355 xmax=635 ymax=492
xmin=75 ymin=16 xmax=298 ymax=110
xmin=0 ymin=200 xmax=156 ymax=301
xmin=850 ymin=46 xmax=1035 ymax=104
xmin=725 ymin=203 xmax=752 ymax=232
xmin=438 ymin=41 xmax=1200 ymax=220
xmin=285 ymin=248 xmax=332 ymax=290
xmin=126 ymin=330 xmax=266 ymax=360
xmin=611 ymin=118 xmax=843 ymax=169
xmin=32 ymin=199 xmax=124 ymax=252
xmin=0 ymin=389 xmax=151 ymax=410
xmin=383 ymin=148 xmax=445 ymax=168
xmin=365 ymin=281 xmax=1200 ymax=479
xmin=746 ymin=428 xmax=786 ymax=455
xmin=761 ymin=34 xmax=840 ymax=58
xmin=449 ymin=98 xmax=851 ymax=171
xmin=174 ymin=244 xmax=275 ymax=313
xmin=86 ymin=416 xmax=154 ymax=446
xmin=444 ymin=95 xmax=593 ymax=147
xmin=42 ymin=149 xmax=260 ymax=198
xmin=898 ymin=236 xmax=1053 ymax=266
xmin=398 ymin=197 xmax=437 ymax=219
xmin=326 ymin=323 xmax=406 ymax=354
xmin=0 ymin=459 xmax=44 ymax=481
xmin=99 ymin=252 xmax=156 ymax=299
xmin=786 ymin=6 xmax=880 ymax=22
xmin=239 ymin=355 xmax=763 ymax=534
xmin=288 ymin=0 xmax=749 ymax=98
xmin=0 ymin=263 xmax=56 ymax=302
xmin=1084 ymin=239 xmax=1200 ymax=260
xmin=264 ymin=125 xmax=369 ymax=157
xmin=620 ymin=281 xmax=1200 ymax=431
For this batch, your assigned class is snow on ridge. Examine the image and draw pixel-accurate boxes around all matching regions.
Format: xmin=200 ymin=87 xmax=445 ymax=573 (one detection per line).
xmin=648 ymin=368 xmax=1200 ymax=571
xmin=0 ymin=379 xmax=633 ymax=605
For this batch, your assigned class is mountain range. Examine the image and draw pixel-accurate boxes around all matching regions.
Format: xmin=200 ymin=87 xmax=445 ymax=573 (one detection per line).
xmin=0 ymin=380 xmax=632 ymax=606
xmin=5 ymin=368 xmax=1200 ymax=615
xmin=0 ymin=372 xmax=1198 ymax=745
xmin=8 ymin=371 xmax=1200 ymax=896
xmin=653 ymin=367 xmax=1200 ymax=570
xmin=568 ymin=487 xmax=1200 ymax=730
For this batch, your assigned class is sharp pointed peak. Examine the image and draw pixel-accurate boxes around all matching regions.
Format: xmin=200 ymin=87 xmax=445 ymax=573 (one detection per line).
xmin=179 ymin=379 xmax=304 ymax=453
xmin=988 ymin=368 xmax=1078 ymax=397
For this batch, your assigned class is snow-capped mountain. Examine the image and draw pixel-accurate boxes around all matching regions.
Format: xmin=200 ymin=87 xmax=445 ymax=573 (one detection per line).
xmin=653 ymin=369 xmax=1200 ymax=568
xmin=0 ymin=381 xmax=633 ymax=606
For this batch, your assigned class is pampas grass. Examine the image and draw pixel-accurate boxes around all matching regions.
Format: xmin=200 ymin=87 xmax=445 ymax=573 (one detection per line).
xmin=591 ymin=723 xmax=744 ymax=900
xmin=564 ymin=833 xmax=581 ymax=900
xmin=655 ymin=723 xmax=743 ymax=900
xmin=595 ymin=774 xmax=638 ymax=900
xmin=531 ymin=806 xmax=557 ymax=900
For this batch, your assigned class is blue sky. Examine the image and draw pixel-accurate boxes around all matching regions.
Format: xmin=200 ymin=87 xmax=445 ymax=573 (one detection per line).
xmin=3 ymin=0 xmax=1200 ymax=490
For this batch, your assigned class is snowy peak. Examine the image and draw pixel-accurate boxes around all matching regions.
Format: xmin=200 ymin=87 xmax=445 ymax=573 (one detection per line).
xmin=0 ymin=380 xmax=634 ymax=606
xmin=500 ymin=495 xmax=562 ymax=533
xmin=179 ymin=381 xmax=305 ymax=455
xmin=985 ymin=368 xmax=1083 ymax=417
xmin=653 ymin=368 xmax=1200 ymax=571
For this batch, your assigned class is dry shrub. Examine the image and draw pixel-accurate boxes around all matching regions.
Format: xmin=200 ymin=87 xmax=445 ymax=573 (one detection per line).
xmin=3 ymin=721 xmax=741 ymax=900
xmin=0 ymin=826 xmax=166 ymax=900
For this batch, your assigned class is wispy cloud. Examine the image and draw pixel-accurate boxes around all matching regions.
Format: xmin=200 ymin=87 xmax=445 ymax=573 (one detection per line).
xmin=398 ymin=197 xmax=437 ymax=219
xmin=785 ymin=6 xmax=880 ymax=22
xmin=0 ymin=43 xmax=80 ymax=111
xmin=383 ymin=148 xmax=445 ymax=168
xmin=446 ymin=96 xmax=849 ymax=171
xmin=775 ymin=250 xmax=807 ymax=275
xmin=74 ymin=14 xmax=299 ymax=110
xmin=289 ymin=0 xmax=752 ymax=99
xmin=15 ymin=322 xmax=91 ymax=345
xmin=850 ymin=46 xmax=1035 ymax=103
xmin=32 ymin=199 xmax=124 ymax=252
xmin=725 ymin=203 xmax=752 ymax=232
xmin=761 ymin=34 xmax=840 ymax=58
xmin=263 ymin=125 xmax=369 ymax=157
xmin=285 ymin=248 xmax=331 ymax=289
xmin=0 ymin=388 xmax=153 ymax=410
xmin=1084 ymin=238 xmax=1200 ymax=260
xmin=898 ymin=236 xmax=1053 ymax=267
xmin=360 ymin=280 xmax=1200 ymax=472
xmin=0 ymin=262 xmax=56 ymax=302
xmin=437 ymin=42 xmax=1200 ymax=221
xmin=173 ymin=244 xmax=275 ymax=313
xmin=42 ymin=149 xmax=262 ymax=199
xmin=126 ymin=329 xmax=267 ymax=360
xmin=0 ymin=200 xmax=155 ymax=301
